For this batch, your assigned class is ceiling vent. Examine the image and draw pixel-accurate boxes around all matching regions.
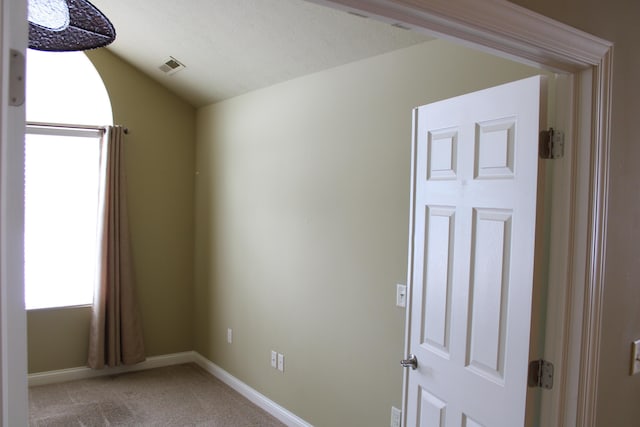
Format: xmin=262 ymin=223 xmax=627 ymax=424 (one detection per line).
xmin=159 ymin=56 xmax=185 ymax=75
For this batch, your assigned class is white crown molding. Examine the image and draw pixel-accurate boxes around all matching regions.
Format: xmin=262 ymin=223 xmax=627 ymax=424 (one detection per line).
xmin=311 ymin=0 xmax=611 ymax=71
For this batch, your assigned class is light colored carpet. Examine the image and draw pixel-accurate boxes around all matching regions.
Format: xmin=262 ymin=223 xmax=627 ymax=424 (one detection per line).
xmin=28 ymin=363 xmax=287 ymax=427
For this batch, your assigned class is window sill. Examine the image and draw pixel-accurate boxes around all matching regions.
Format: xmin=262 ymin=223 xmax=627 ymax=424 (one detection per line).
xmin=26 ymin=304 xmax=93 ymax=312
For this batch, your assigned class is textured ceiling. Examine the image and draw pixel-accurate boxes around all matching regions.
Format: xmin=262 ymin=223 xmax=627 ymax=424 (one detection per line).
xmin=88 ymin=0 xmax=431 ymax=107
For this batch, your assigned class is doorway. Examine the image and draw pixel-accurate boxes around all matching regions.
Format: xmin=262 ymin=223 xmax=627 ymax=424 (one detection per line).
xmin=1 ymin=1 xmax=613 ymax=426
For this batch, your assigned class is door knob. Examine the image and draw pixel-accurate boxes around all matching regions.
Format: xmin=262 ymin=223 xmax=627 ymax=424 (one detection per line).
xmin=401 ymin=354 xmax=418 ymax=370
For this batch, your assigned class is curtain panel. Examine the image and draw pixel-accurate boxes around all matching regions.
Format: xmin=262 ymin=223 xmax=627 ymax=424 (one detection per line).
xmin=88 ymin=125 xmax=145 ymax=369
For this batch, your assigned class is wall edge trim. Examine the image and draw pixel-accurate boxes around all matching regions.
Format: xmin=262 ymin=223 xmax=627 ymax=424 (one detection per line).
xmin=192 ymin=352 xmax=313 ymax=427
xmin=27 ymin=351 xmax=195 ymax=387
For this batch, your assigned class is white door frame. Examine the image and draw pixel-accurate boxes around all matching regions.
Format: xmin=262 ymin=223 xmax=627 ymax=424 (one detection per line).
xmin=311 ymin=1 xmax=611 ymax=425
xmin=0 ymin=0 xmax=612 ymax=426
xmin=0 ymin=0 xmax=28 ymax=425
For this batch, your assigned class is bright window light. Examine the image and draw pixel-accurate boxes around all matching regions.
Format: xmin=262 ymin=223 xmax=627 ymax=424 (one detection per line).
xmin=26 ymin=49 xmax=112 ymax=125
xmin=24 ymin=50 xmax=112 ymax=310
xmin=24 ymin=128 xmax=101 ymax=310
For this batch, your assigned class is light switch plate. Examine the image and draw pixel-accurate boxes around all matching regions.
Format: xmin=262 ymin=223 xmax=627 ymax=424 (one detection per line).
xmin=277 ymin=353 xmax=285 ymax=372
xmin=396 ymin=284 xmax=407 ymax=308
xmin=631 ymin=340 xmax=640 ymax=375
xmin=227 ymin=328 xmax=232 ymax=344
xmin=271 ymin=350 xmax=278 ymax=368
xmin=390 ymin=406 xmax=401 ymax=427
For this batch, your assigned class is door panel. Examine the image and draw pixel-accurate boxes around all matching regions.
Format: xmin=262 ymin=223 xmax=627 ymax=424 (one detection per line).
xmin=418 ymin=389 xmax=447 ymax=427
xmin=405 ymin=76 xmax=546 ymax=426
xmin=467 ymin=208 xmax=511 ymax=384
xmin=422 ymin=206 xmax=454 ymax=358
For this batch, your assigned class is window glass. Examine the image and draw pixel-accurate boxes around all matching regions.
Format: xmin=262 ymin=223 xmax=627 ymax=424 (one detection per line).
xmin=25 ymin=50 xmax=113 ymax=310
xmin=24 ymin=129 xmax=101 ymax=310
xmin=26 ymin=50 xmax=113 ymax=126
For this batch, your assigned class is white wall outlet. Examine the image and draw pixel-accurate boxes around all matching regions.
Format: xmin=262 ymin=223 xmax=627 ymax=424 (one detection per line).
xmin=271 ymin=350 xmax=278 ymax=368
xmin=227 ymin=328 xmax=232 ymax=344
xmin=277 ymin=353 xmax=285 ymax=372
xmin=631 ymin=340 xmax=640 ymax=375
xmin=396 ymin=284 xmax=407 ymax=308
xmin=390 ymin=406 xmax=401 ymax=427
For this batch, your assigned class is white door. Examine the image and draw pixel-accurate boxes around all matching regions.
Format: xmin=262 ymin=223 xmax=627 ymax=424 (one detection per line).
xmin=403 ymin=76 xmax=546 ymax=427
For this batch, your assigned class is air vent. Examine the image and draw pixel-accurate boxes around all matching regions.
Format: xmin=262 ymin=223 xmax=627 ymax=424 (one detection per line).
xmin=159 ymin=56 xmax=185 ymax=75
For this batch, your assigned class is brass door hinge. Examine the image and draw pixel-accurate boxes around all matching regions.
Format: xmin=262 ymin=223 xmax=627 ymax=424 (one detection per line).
xmin=539 ymin=128 xmax=564 ymax=159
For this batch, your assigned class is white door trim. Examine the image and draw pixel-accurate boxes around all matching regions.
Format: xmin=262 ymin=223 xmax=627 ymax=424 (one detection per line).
xmin=0 ymin=0 xmax=28 ymax=425
xmin=311 ymin=1 xmax=611 ymax=425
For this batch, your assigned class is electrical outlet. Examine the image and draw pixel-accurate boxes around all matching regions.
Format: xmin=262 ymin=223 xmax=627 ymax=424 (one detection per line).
xmin=271 ymin=350 xmax=278 ymax=368
xmin=227 ymin=328 xmax=232 ymax=344
xmin=277 ymin=353 xmax=285 ymax=372
xmin=396 ymin=284 xmax=407 ymax=308
xmin=631 ymin=340 xmax=640 ymax=375
xmin=390 ymin=406 xmax=401 ymax=427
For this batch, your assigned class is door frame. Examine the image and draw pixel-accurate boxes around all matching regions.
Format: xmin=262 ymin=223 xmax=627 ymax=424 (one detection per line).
xmin=311 ymin=1 xmax=611 ymax=425
xmin=0 ymin=0 xmax=28 ymax=424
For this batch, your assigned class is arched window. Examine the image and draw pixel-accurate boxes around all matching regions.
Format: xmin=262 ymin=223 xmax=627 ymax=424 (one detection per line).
xmin=26 ymin=50 xmax=113 ymax=126
xmin=25 ymin=50 xmax=113 ymax=310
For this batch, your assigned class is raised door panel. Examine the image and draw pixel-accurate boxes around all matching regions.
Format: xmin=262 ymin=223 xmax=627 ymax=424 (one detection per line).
xmin=422 ymin=206 xmax=455 ymax=358
xmin=466 ymin=208 xmax=512 ymax=385
xmin=419 ymin=389 xmax=447 ymax=427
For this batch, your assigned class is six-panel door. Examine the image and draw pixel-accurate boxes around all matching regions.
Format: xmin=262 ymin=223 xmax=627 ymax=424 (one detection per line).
xmin=405 ymin=76 xmax=546 ymax=427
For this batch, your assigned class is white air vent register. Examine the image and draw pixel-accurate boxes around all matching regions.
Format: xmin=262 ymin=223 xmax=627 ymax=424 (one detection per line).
xmin=159 ymin=57 xmax=185 ymax=75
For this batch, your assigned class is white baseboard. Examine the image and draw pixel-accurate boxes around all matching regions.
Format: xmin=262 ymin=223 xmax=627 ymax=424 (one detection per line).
xmin=28 ymin=351 xmax=312 ymax=427
xmin=192 ymin=352 xmax=313 ymax=427
xmin=28 ymin=351 xmax=195 ymax=387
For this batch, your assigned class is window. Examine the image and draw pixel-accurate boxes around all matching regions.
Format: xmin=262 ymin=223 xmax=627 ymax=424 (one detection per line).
xmin=24 ymin=126 xmax=102 ymax=309
xmin=25 ymin=49 xmax=112 ymax=310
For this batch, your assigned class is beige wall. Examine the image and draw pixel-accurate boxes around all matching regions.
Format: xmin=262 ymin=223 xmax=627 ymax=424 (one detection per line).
xmin=194 ymin=39 xmax=544 ymax=426
xmin=28 ymin=307 xmax=92 ymax=372
xmin=27 ymin=49 xmax=197 ymax=373
xmin=507 ymin=1 xmax=640 ymax=424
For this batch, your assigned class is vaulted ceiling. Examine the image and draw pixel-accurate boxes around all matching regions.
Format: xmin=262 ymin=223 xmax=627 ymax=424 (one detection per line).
xmin=88 ymin=0 xmax=431 ymax=107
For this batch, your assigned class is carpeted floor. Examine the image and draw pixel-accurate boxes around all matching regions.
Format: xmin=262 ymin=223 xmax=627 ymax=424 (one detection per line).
xmin=28 ymin=363 xmax=287 ymax=426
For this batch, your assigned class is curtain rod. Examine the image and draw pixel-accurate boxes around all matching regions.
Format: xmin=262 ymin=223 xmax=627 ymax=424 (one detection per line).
xmin=26 ymin=121 xmax=129 ymax=134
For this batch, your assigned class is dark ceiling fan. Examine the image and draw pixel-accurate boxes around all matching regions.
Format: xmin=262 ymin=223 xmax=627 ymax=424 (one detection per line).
xmin=28 ymin=0 xmax=115 ymax=51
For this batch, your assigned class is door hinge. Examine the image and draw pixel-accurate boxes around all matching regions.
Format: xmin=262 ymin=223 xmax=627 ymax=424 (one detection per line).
xmin=528 ymin=359 xmax=554 ymax=389
xmin=9 ymin=49 xmax=25 ymax=107
xmin=539 ymin=128 xmax=564 ymax=159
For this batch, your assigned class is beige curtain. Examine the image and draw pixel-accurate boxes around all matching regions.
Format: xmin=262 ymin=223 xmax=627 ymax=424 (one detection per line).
xmin=88 ymin=126 xmax=145 ymax=369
